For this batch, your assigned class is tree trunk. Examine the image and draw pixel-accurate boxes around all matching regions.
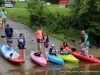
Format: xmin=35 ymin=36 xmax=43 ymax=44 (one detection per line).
xmin=0 ymin=4 xmax=2 ymax=7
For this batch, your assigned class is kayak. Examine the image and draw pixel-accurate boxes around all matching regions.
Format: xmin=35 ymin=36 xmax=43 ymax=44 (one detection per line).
xmin=72 ymin=50 xmax=100 ymax=63
xmin=46 ymin=52 xmax=64 ymax=65
xmin=60 ymin=54 xmax=79 ymax=63
xmin=0 ymin=45 xmax=23 ymax=63
xmin=30 ymin=51 xmax=47 ymax=67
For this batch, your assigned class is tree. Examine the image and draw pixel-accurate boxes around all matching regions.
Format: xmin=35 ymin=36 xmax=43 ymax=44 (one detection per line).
xmin=69 ymin=0 xmax=100 ymax=46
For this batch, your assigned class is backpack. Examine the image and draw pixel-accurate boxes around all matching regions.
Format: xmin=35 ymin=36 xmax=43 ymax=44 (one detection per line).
xmin=5 ymin=28 xmax=12 ymax=36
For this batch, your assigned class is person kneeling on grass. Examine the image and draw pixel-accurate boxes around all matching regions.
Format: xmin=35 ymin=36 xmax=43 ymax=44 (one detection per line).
xmin=49 ymin=44 xmax=58 ymax=56
xmin=81 ymin=45 xmax=93 ymax=58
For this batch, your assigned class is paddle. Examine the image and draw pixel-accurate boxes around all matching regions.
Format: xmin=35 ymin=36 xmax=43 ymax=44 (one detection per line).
xmin=1 ymin=35 xmax=18 ymax=39
xmin=1 ymin=35 xmax=6 ymax=38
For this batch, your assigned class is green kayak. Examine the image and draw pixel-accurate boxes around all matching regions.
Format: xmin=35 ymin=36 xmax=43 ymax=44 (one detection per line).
xmin=60 ymin=54 xmax=79 ymax=63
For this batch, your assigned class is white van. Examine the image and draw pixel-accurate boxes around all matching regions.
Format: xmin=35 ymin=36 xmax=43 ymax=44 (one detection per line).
xmin=5 ymin=2 xmax=13 ymax=8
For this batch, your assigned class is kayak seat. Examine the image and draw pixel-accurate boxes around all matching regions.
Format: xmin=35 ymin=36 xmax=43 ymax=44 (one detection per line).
xmin=34 ymin=53 xmax=41 ymax=57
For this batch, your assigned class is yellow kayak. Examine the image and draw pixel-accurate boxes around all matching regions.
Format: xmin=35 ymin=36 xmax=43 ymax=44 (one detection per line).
xmin=60 ymin=54 xmax=79 ymax=63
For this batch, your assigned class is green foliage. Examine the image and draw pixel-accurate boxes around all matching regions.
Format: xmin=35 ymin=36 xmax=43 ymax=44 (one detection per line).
xmin=69 ymin=0 xmax=100 ymax=46
xmin=7 ymin=0 xmax=100 ymax=47
xmin=7 ymin=8 xmax=29 ymax=26
xmin=0 ymin=0 xmax=4 ymax=4
xmin=27 ymin=0 xmax=80 ymax=41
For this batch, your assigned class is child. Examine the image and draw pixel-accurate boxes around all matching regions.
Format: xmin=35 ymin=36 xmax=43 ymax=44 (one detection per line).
xmin=49 ymin=44 xmax=58 ymax=56
xmin=0 ymin=15 xmax=2 ymax=28
xmin=59 ymin=42 xmax=72 ymax=54
xmin=81 ymin=45 xmax=93 ymax=58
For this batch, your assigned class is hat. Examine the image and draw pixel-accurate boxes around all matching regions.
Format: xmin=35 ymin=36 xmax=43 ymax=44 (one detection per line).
xmin=51 ymin=44 xmax=55 ymax=47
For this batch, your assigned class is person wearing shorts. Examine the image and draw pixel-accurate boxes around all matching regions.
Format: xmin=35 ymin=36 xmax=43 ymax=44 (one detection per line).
xmin=17 ymin=33 xmax=27 ymax=63
xmin=41 ymin=31 xmax=49 ymax=61
xmin=5 ymin=24 xmax=13 ymax=47
xmin=0 ymin=15 xmax=2 ymax=28
xmin=34 ymin=27 xmax=42 ymax=53
xmin=1 ymin=8 xmax=7 ymax=28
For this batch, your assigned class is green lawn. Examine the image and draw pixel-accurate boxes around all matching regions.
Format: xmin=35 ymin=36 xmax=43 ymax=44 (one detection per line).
xmin=13 ymin=1 xmax=27 ymax=8
xmin=0 ymin=2 xmax=70 ymax=16
xmin=0 ymin=2 xmax=71 ymax=41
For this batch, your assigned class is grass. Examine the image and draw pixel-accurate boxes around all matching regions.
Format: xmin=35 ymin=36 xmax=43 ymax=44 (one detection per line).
xmin=0 ymin=2 xmax=71 ymax=41
xmin=13 ymin=1 xmax=27 ymax=8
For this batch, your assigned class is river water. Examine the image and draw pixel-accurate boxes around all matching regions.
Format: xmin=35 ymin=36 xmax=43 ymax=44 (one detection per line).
xmin=1 ymin=61 xmax=100 ymax=75
xmin=0 ymin=18 xmax=100 ymax=75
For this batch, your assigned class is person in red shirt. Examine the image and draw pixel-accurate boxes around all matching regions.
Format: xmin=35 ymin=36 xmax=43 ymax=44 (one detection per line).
xmin=59 ymin=42 xmax=72 ymax=54
xmin=34 ymin=27 xmax=42 ymax=53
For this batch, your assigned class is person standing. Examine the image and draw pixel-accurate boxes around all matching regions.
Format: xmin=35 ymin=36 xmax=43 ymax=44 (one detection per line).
xmin=34 ymin=27 xmax=42 ymax=53
xmin=0 ymin=15 xmax=2 ymax=28
xmin=5 ymin=24 xmax=14 ymax=47
xmin=41 ymin=31 xmax=49 ymax=61
xmin=79 ymin=30 xmax=90 ymax=50
xmin=1 ymin=8 xmax=7 ymax=28
xmin=17 ymin=33 xmax=27 ymax=63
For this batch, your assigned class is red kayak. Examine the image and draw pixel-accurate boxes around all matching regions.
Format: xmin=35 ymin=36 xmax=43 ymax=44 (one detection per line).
xmin=72 ymin=50 xmax=100 ymax=63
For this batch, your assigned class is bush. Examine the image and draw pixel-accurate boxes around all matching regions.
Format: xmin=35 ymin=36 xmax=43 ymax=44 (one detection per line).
xmin=0 ymin=0 xmax=4 ymax=4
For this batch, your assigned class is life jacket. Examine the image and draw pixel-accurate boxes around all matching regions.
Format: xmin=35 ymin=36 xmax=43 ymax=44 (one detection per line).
xmin=81 ymin=34 xmax=89 ymax=42
xmin=49 ymin=48 xmax=56 ymax=54
xmin=43 ymin=35 xmax=49 ymax=42
xmin=18 ymin=36 xmax=26 ymax=45
xmin=60 ymin=44 xmax=65 ymax=50
xmin=5 ymin=28 xmax=12 ymax=36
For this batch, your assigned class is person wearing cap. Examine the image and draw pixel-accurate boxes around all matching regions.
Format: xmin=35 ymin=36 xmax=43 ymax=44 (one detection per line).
xmin=5 ymin=24 xmax=14 ymax=47
xmin=0 ymin=8 xmax=7 ymax=28
xmin=17 ymin=33 xmax=27 ymax=63
xmin=34 ymin=27 xmax=42 ymax=53
xmin=49 ymin=44 xmax=57 ymax=56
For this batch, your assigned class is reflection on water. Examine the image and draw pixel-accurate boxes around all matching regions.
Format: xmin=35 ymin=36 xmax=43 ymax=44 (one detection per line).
xmin=29 ymin=61 xmax=100 ymax=75
xmin=0 ymin=68 xmax=26 ymax=75
xmin=0 ymin=61 xmax=100 ymax=75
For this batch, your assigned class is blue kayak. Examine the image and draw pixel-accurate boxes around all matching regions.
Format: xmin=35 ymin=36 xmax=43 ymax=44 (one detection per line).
xmin=0 ymin=45 xmax=23 ymax=62
xmin=46 ymin=52 xmax=64 ymax=65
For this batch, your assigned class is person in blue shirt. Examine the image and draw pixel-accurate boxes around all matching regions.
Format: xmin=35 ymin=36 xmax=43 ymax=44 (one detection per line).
xmin=1 ymin=8 xmax=7 ymax=28
xmin=5 ymin=24 xmax=13 ymax=47
xmin=49 ymin=44 xmax=57 ymax=56
xmin=17 ymin=33 xmax=27 ymax=63
xmin=81 ymin=45 xmax=93 ymax=58
xmin=79 ymin=30 xmax=90 ymax=50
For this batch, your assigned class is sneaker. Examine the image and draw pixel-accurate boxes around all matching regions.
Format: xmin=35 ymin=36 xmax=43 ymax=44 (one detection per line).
xmin=22 ymin=61 xmax=25 ymax=63
xmin=38 ymin=51 xmax=42 ymax=54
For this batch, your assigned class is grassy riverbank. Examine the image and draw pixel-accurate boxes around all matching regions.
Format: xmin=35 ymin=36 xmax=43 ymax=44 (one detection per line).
xmin=1 ymin=2 xmax=75 ymax=42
